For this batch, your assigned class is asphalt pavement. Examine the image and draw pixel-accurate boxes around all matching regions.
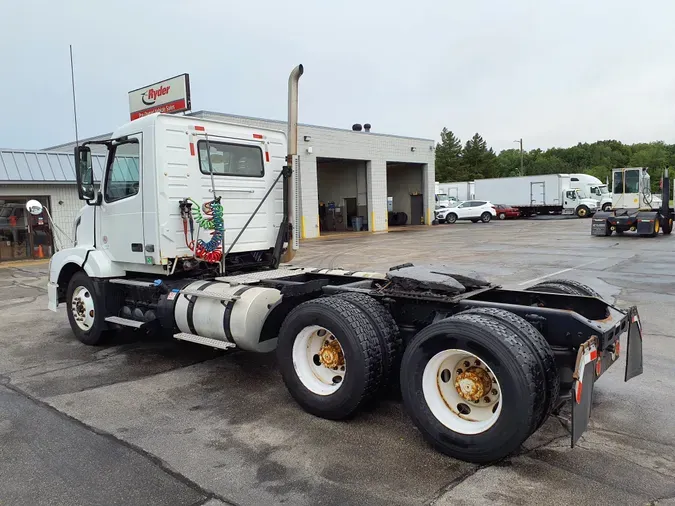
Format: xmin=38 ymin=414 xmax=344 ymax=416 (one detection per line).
xmin=1 ymin=218 xmax=674 ymax=505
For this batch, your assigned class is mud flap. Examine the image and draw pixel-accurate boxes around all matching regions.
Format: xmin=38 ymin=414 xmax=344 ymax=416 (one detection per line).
xmin=571 ymin=337 xmax=598 ymax=448
xmin=625 ymin=306 xmax=644 ymax=381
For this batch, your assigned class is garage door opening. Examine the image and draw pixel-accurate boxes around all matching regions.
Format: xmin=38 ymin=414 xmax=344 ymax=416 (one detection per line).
xmin=317 ymin=158 xmax=369 ymax=234
xmin=386 ymin=162 xmax=425 ymax=226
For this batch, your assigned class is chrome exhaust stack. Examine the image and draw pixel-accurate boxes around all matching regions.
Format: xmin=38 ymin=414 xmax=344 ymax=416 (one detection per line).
xmin=280 ymin=64 xmax=303 ymax=264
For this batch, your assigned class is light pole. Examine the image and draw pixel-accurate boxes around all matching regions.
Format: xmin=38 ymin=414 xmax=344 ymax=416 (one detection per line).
xmin=513 ymin=138 xmax=524 ymax=175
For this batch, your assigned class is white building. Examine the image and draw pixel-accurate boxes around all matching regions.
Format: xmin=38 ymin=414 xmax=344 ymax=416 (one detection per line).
xmin=0 ymin=111 xmax=435 ymax=260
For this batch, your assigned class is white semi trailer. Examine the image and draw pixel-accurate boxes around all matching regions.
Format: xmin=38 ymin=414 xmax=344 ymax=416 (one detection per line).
xmin=437 ymin=181 xmax=474 ymax=201
xmin=474 ymin=174 xmax=598 ymax=217
xmin=44 ymin=65 xmax=643 ymax=464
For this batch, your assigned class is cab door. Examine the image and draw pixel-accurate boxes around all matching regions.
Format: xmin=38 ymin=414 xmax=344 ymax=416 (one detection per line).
xmin=563 ymin=190 xmax=577 ymax=209
xmin=99 ymin=134 xmax=145 ymax=264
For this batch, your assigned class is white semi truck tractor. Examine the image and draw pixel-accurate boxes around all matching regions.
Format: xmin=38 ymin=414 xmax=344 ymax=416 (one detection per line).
xmin=46 ymin=65 xmax=644 ymax=464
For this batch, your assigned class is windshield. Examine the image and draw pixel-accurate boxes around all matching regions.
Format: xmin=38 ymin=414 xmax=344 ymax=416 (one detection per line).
xmin=598 ymin=185 xmax=609 ymax=194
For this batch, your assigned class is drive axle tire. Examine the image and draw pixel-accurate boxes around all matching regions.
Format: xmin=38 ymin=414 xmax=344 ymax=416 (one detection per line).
xmin=663 ymin=217 xmax=673 ymax=235
xmin=455 ymin=308 xmax=559 ymax=431
xmin=447 ymin=213 xmax=458 ymax=224
xmin=481 ymin=212 xmax=492 ymax=223
xmin=335 ymin=292 xmax=402 ymax=388
xmin=400 ymin=315 xmax=540 ymax=463
xmin=66 ymin=271 xmax=115 ymax=345
xmin=526 ymin=279 xmax=600 ymax=298
xmin=276 ymin=297 xmax=383 ymax=420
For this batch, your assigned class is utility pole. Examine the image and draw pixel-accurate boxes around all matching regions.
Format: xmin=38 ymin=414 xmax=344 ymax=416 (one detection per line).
xmin=514 ymin=138 xmax=524 ymax=175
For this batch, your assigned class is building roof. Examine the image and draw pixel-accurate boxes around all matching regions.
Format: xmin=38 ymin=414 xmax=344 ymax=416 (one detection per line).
xmin=43 ymin=110 xmax=434 ymax=152
xmin=0 ymin=149 xmax=109 ymax=183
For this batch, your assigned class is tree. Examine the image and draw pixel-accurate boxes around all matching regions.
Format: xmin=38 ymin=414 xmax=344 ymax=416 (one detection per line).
xmin=496 ymin=149 xmax=526 ymax=177
xmin=462 ymin=133 xmax=497 ymax=180
xmin=435 ymin=128 xmax=463 ymax=182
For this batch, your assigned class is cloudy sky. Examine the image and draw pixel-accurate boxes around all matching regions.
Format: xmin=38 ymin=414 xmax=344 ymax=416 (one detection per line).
xmin=1 ymin=0 xmax=674 ymax=152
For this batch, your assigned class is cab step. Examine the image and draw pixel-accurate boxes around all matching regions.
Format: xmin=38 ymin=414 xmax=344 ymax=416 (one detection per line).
xmin=105 ymin=316 xmax=145 ymax=328
xmin=109 ymin=279 xmax=157 ymax=288
xmin=173 ymin=332 xmax=236 ymax=350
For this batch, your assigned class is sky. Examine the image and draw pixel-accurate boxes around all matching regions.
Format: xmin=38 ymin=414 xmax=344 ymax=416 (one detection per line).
xmin=1 ymin=0 xmax=674 ymax=153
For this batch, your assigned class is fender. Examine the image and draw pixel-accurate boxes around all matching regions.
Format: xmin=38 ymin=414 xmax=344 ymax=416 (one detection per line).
xmin=48 ymin=247 xmax=127 ymax=311
xmin=49 ymin=247 xmax=127 ymax=283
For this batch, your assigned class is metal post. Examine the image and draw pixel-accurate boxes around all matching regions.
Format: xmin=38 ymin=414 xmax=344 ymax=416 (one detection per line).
xmin=519 ymin=138 xmax=524 ymax=176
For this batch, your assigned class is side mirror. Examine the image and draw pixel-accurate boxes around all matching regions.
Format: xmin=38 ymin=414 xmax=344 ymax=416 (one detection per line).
xmin=75 ymin=145 xmax=96 ymax=201
xmin=26 ymin=199 xmax=43 ymax=216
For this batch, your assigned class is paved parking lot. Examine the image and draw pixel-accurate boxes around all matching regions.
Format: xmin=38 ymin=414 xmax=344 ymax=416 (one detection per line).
xmin=1 ymin=218 xmax=674 ymax=506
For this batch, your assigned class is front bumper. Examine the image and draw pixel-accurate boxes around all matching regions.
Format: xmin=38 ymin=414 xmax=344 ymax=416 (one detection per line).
xmin=48 ymin=281 xmax=59 ymax=312
xmin=571 ymin=306 xmax=643 ymax=446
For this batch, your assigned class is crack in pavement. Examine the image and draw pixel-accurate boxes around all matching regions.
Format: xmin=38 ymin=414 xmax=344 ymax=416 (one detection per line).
xmin=575 ymin=441 xmax=675 ymax=481
xmin=30 ymin=356 xmax=224 ymax=397
xmin=0 ymin=296 xmax=38 ymax=308
xmin=2 ymin=380 xmax=237 ymax=506
xmin=425 ymin=465 xmax=483 ymax=505
xmin=593 ymin=427 xmax=675 ymax=449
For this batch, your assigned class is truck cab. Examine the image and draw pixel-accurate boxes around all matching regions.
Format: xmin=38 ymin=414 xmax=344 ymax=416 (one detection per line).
xmin=611 ymin=167 xmax=662 ymax=210
xmin=569 ymin=174 xmax=613 ymax=211
xmin=561 ymin=188 xmax=598 ymax=217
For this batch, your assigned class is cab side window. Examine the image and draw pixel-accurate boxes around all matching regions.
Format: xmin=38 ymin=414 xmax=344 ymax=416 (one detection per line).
xmin=198 ymin=141 xmax=264 ymax=177
xmin=104 ymin=141 xmax=140 ymax=202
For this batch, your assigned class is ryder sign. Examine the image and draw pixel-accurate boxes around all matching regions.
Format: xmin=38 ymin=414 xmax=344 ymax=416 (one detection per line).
xmin=128 ymin=74 xmax=191 ymax=120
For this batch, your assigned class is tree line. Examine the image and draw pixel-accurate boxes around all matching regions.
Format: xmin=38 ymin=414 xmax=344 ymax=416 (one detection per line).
xmin=435 ymin=128 xmax=675 ymax=191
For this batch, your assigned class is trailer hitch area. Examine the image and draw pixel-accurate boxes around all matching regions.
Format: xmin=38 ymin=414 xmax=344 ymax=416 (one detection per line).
xmin=570 ymin=306 xmax=643 ymax=447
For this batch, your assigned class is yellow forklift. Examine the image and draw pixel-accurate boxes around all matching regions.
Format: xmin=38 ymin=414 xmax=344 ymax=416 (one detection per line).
xmin=591 ymin=167 xmax=673 ymax=237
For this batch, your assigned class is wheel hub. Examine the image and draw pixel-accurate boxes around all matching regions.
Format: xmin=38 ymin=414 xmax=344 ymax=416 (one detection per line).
xmin=71 ymin=286 xmax=95 ymax=331
xmin=455 ymin=366 xmax=492 ymax=402
xmin=319 ymin=338 xmax=344 ymax=369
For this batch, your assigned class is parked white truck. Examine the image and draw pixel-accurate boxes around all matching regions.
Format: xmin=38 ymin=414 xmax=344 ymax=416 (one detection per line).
xmin=43 ymin=65 xmax=643 ymax=464
xmin=474 ymin=174 xmax=598 ymax=217
xmin=569 ymin=174 xmax=613 ymax=211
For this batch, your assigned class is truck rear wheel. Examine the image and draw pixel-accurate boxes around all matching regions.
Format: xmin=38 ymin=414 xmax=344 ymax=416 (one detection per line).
xmin=400 ymin=315 xmax=540 ymax=463
xmin=663 ymin=217 xmax=673 ymax=235
xmin=335 ymin=292 xmax=402 ymax=389
xmin=66 ymin=271 xmax=115 ymax=345
xmin=276 ymin=296 xmax=383 ymax=420
xmin=526 ymin=279 xmax=600 ymax=298
xmin=455 ymin=308 xmax=558 ymax=431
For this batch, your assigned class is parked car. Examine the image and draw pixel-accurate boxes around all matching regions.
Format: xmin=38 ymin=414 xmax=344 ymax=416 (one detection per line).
xmin=494 ymin=204 xmax=520 ymax=220
xmin=435 ymin=200 xmax=496 ymax=224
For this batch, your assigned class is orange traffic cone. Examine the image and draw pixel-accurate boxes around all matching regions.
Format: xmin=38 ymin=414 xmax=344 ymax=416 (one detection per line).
xmin=37 ymin=245 xmax=44 ymax=259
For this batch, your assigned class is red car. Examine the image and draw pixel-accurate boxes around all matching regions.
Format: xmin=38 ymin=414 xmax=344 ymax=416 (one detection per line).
xmin=494 ymin=204 xmax=520 ymax=220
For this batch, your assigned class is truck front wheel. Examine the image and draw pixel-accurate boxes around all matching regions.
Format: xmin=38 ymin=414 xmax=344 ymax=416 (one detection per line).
xmin=277 ymin=297 xmax=384 ymax=420
xmin=576 ymin=205 xmax=591 ymax=218
xmin=66 ymin=271 xmax=113 ymax=345
xmin=400 ymin=315 xmax=540 ymax=463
